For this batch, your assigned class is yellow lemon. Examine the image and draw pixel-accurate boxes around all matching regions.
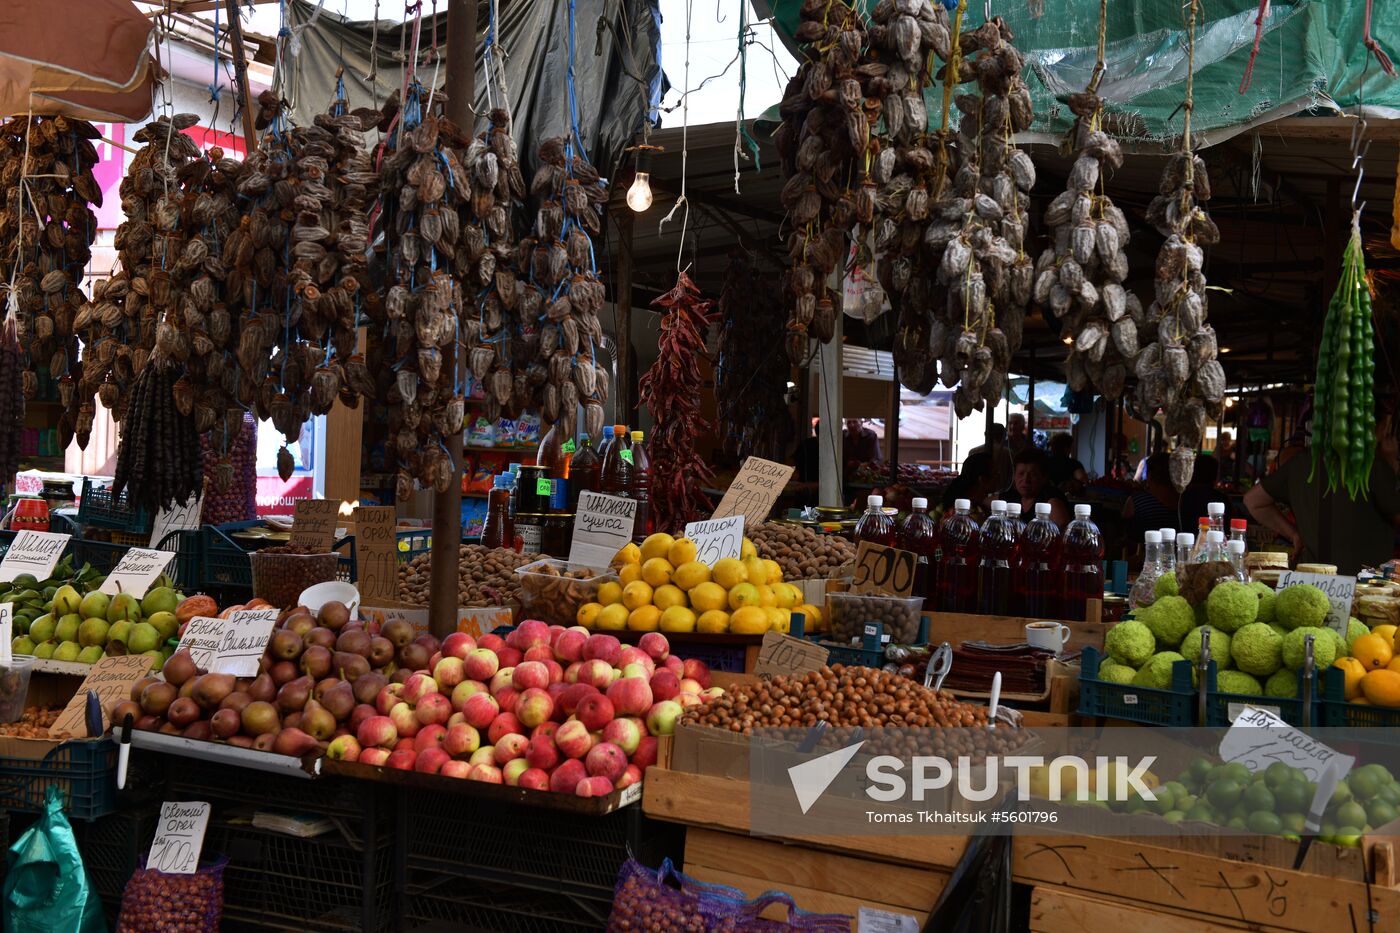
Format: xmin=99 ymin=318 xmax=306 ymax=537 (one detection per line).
xmin=1374 ymin=624 xmax=1399 ymax=651
xmin=619 ymin=563 xmax=643 ymax=586
xmin=762 ymin=559 xmax=783 ymax=584
xmin=641 ymin=557 xmax=674 ymax=588
xmin=764 ymin=607 xmax=790 ymax=633
xmin=742 ymin=558 xmax=769 ymax=587
xmin=728 ymin=582 xmax=761 ymax=611
xmin=627 ymin=605 xmax=662 ymax=632
xmin=622 ymin=580 xmax=655 ymax=611
xmin=595 ymin=603 xmax=629 ymax=631
xmin=659 ymin=605 xmax=698 ymax=633
xmin=697 ymin=610 xmax=731 ymax=634
xmin=668 ymin=538 xmax=699 ymax=567
xmin=576 ymin=602 xmax=604 ymax=627
xmin=795 ymin=603 xmax=823 ymax=631
xmin=772 ymin=583 xmax=800 ymax=609
xmin=1335 ymin=657 xmax=1367 ymax=700
xmin=612 ymin=542 xmax=641 ymax=567
xmin=689 ymin=581 xmax=728 ymax=613
xmin=672 ymin=560 xmax=711 ymax=591
xmin=730 ymin=606 xmax=770 ymax=635
xmin=640 ymin=533 xmax=676 ymax=562
xmin=596 ymin=581 xmax=624 ymax=606
xmin=740 ymin=537 xmax=757 ymax=561
xmin=755 ymin=584 xmax=777 ymax=608
xmin=653 ymin=584 xmax=688 ymax=611
xmin=712 ymin=557 xmax=747 ymax=589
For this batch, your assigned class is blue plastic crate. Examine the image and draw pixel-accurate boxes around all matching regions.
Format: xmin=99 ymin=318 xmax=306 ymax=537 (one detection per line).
xmin=1320 ymin=665 xmax=1400 ymax=734
xmin=76 ymin=478 xmax=152 ymax=534
xmin=397 ymin=529 xmax=432 ymax=562
xmin=151 ymin=529 xmax=202 ymax=592
xmin=1204 ymin=668 xmax=1322 ymax=727
xmin=71 ymin=538 xmax=129 ymax=577
xmin=1078 ymin=646 xmax=1198 ymax=726
xmin=811 ymin=617 xmax=929 ymax=669
xmin=0 ymin=738 xmax=118 ymax=821
xmin=203 ymin=521 xmax=354 ymax=601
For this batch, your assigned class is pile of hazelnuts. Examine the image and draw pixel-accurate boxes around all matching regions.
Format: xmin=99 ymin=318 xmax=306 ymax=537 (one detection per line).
xmin=117 ymin=865 xmax=223 ymax=931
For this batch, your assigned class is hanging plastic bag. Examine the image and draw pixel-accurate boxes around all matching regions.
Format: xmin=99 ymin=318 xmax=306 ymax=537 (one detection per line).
xmin=4 ymin=787 xmax=107 ymax=933
xmin=609 ymin=858 xmax=850 ymax=931
xmin=115 ymin=856 xmax=226 ymax=932
xmin=922 ymin=830 xmax=1012 ymax=933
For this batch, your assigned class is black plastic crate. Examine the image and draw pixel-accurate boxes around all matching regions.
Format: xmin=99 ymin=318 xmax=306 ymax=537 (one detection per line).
xmin=75 ymin=804 xmax=159 ymax=902
xmin=0 ymin=739 xmax=117 ymax=820
xmin=165 ymin=759 xmax=379 ymax=826
xmin=402 ymin=876 xmax=607 ymax=932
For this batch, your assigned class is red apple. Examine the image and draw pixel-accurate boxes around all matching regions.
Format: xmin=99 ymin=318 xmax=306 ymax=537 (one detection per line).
xmin=519 ymin=767 xmax=550 ymax=791
xmin=394 ymin=737 xmax=416 ymax=752
xmin=576 ymin=775 xmax=615 ymax=798
xmin=526 ymin=733 xmax=560 ymax=771
xmin=543 ymin=659 xmax=565 ymax=684
xmin=549 ymin=758 xmax=588 ymax=794
xmin=375 ymin=683 xmax=405 ymax=716
xmin=515 ymin=687 xmax=555 ymax=728
xmin=349 ymin=703 xmax=377 ymax=734
xmin=507 ymin=619 xmax=551 ymax=653
xmin=532 ymin=721 xmax=560 ymax=741
xmin=451 ymin=679 xmax=488 ymax=711
xmin=606 ymin=677 xmax=653 ymax=717
xmin=415 ymin=747 xmax=451 ymax=774
xmin=487 ymin=712 xmax=524 ymax=745
xmin=386 ymin=747 xmax=417 ymax=770
xmin=444 ymin=722 xmax=480 ymax=757
xmin=414 ymin=724 xmax=448 ymax=754
xmin=576 ymin=692 xmax=616 ymax=732
xmin=548 ymin=624 xmax=567 ymax=645
xmin=682 ymin=659 xmax=712 ymax=689
xmin=469 ymin=746 xmax=496 ymax=767
xmin=617 ymin=764 xmax=643 ymax=790
xmin=559 ymin=683 xmax=600 ymax=716
xmin=326 ymin=735 xmax=362 ymax=761
xmin=645 ymin=700 xmax=683 ymax=736
xmin=402 ymin=672 xmax=439 ymax=705
xmin=460 ymin=692 xmax=499 ymax=729
xmin=493 ymin=733 xmax=529 ymax=765
xmin=523 ymin=644 xmax=555 ymax=664
xmin=602 ymin=718 xmax=642 ymax=755
xmin=462 ymin=648 xmax=500 ymax=682
xmin=433 ymin=657 xmax=467 ymax=689
xmin=555 ymin=720 xmax=594 ymax=759
xmin=631 ymin=736 xmax=659 ymax=771
xmin=563 ymin=661 xmax=582 ymax=684
xmin=583 ymin=634 xmax=623 ymax=666
xmin=359 ymin=747 xmax=391 ymax=766
xmin=494 ymin=686 xmax=520 ymax=714
xmin=638 ymin=632 xmax=670 ymax=662
xmin=389 ymin=702 xmax=421 ymax=738
xmin=441 ymin=632 xmax=477 ymax=660
xmin=618 ymin=647 xmax=655 ymax=676
xmin=477 ymin=633 xmax=506 ymax=654
xmin=513 ymin=661 xmax=550 ymax=692
xmin=662 ymin=655 xmax=684 ymax=676
xmin=496 ymin=646 xmax=523 ymax=669
xmin=468 ymin=763 xmax=504 ymax=783
xmin=576 ymin=659 xmax=614 ymax=690
xmin=649 ymin=670 xmax=681 ymax=702
xmin=585 ymin=741 xmax=628 ymax=782
xmin=503 ymin=758 xmax=531 ymax=786
xmin=677 ymin=678 xmax=703 ymax=696
xmin=677 ymin=692 xmax=703 ymax=709
xmin=553 ymin=628 xmax=588 ymax=663
xmin=440 ymin=759 xmax=472 ymax=778
xmin=357 ymin=715 xmax=398 ymax=749
xmin=489 ymin=668 xmax=515 ymax=696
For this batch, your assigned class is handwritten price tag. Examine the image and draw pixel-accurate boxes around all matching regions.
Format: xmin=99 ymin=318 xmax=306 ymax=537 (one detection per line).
xmin=0 ymin=530 xmax=70 ymax=583
xmin=0 ymin=604 xmax=11 ymax=666
xmin=290 ymin=499 xmax=339 ymax=551
xmin=850 ymin=541 xmax=918 ymax=598
xmin=684 ymin=516 xmax=744 ymax=566
xmin=711 ymin=457 xmax=794 ymax=528
xmin=147 ymin=802 xmax=210 ymax=874
xmin=1219 ymin=706 xmax=1353 ymax=783
xmin=149 ymin=495 xmax=202 ymax=549
xmin=1276 ymin=570 xmax=1356 ymax=636
xmin=353 ymin=506 xmax=397 ymax=602
xmin=569 ymin=491 xmax=637 ymax=569
xmin=99 ymin=548 xmax=176 ymax=598
xmin=176 ymin=609 xmax=278 ymax=676
xmin=753 ymin=631 xmax=829 ymax=679
xmin=51 ymin=655 xmax=153 ymax=736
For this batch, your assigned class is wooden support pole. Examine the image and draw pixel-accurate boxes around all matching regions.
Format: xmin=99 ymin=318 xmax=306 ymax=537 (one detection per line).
xmin=615 ymin=210 xmax=634 ymax=425
xmin=222 ymin=0 xmax=258 ymax=153
xmin=427 ymin=0 xmax=476 ymax=638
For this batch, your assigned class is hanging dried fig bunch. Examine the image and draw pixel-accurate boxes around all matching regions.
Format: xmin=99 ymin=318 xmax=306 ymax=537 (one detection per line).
xmin=715 ymin=250 xmax=792 ymax=460
xmin=925 ymin=16 xmax=1035 ymax=417
xmin=775 ymin=0 xmax=872 ymax=362
xmin=1037 ymin=91 xmax=1138 ymax=404
xmin=111 ymin=358 xmax=203 ymax=512
xmin=521 ymin=135 xmax=610 ymax=440
xmin=0 ymin=315 xmax=24 ymax=482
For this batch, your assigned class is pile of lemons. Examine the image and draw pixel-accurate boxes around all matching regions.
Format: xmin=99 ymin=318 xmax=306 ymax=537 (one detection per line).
xmin=576 ymin=533 xmax=825 ymax=635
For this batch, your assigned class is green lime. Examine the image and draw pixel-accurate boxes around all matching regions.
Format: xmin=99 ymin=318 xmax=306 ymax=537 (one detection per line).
xmin=1334 ymin=828 xmax=1363 ymax=847
xmin=1264 ymin=761 xmax=1293 ymax=789
xmin=1185 ymin=803 xmax=1215 ymax=823
xmin=1224 ymin=763 xmax=1253 ymax=785
xmin=1349 ymin=769 xmax=1381 ymax=801
xmin=1336 ymin=801 xmax=1368 ymax=830
xmin=1331 ymin=781 xmax=1354 ymax=806
xmin=1190 ymin=758 xmax=1214 ymax=783
xmin=1359 ymin=763 xmax=1395 ymax=786
xmin=1227 ymin=816 xmax=1248 ymax=830
xmin=1207 ymin=764 xmax=1230 ymax=784
xmin=1176 ymin=794 xmax=1198 ymax=812
xmin=1274 ymin=781 xmax=1309 ymax=814
xmin=1367 ymin=799 xmax=1397 ymax=828
xmin=1247 ymin=811 xmax=1283 ymax=834
xmin=1208 ymin=779 xmax=1243 ymax=810
xmin=1125 ymin=794 xmax=1150 ymax=814
xmin=1243 ymin=783 xmax=1276 ymax=812
xmin=1163 ymin=810 xmax=1186 ymax=823
xmin=1281 ymin=812 xmax=1307 ymax=834
xmin=1148 ymin=789 xmax=1175 ymax=815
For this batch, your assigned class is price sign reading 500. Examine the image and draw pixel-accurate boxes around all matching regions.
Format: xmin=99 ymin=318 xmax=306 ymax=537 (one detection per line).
xmin=851 ymin=542 xmax=917 ymax=597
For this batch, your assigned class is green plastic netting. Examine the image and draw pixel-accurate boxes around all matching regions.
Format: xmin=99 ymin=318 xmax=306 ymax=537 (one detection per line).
xmin=759 ymin=0 xmax=1400 ymax=143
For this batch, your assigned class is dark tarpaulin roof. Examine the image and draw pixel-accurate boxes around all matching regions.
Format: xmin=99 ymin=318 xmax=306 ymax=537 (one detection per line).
xmin=283 ymin=0 xmax=661 ymax=179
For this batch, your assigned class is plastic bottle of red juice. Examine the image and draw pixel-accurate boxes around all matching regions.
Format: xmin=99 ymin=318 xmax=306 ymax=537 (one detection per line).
xmin=853 ymin=495 xmax=896 ymax=546
xmin=1015 ymin=502 xmax=1061 ymax=619
xmin=977 ymin=500 xmax=1015 ymax=615
xmin=939 ymin=498 xmax=980 ymax=613
xmin=1061 ymin=503 xmax=1104 ymax=622
xmin=896 ymin=497 xmax=938 ymax=603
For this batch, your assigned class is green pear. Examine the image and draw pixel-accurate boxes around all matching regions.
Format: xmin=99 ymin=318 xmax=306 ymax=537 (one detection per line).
xmin=146 ymin=611 xmax=179 ymax=644
xmin=51 ymin=584 xmax=82 ymax=616
xmin=54 ymin=615 xmax=81 ymax=643
xmin=78 ymin=591 xmax=110 ymax=621
xmin=28 ymin=614 xmax=55 ymax=644
xmin=106 ymin=620 xmax=133 ymax=655
xmin=32 ymin=641 xmax=56 ymax=659
xmin=141 ymin=586 xmax=180 ymax=616
xmin=141 ymin=649 xmax=164 ymax=671
xmin=78 ymin=618 xmax=110 ymax=648
xmin=127 ymin=622 xmax=160 ymax=655
xmin=53 ymin=641 xmax=82 ymax=662
xmin=77 ymin=645 xmax=105 ymax=664
xmin=11 ymin=635 xmax=34 ymax=655
xmin=107 ymin=593 xmax=142 ymax=625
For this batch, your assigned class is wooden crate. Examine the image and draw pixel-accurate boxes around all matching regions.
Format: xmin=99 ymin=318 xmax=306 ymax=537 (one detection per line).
xmin=928 ymin=611 xmax=1107 ymax=652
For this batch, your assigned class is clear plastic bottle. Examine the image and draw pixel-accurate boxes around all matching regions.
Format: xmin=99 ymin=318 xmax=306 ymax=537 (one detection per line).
xmin=1129 ymin=530 xmax=1164 ymax=609
xmin=480 ymin=474 xmax=515 ymax=551
xmin=1175 ymin=532 xmax=1195 ymax=568
xmin=977 ymin=501 xmax=1015 ymax=615
xmin=1158 ymin=528 xmax=1177 ymax=577
xmin=939 ymin=498 xmax=981 ymax=613
xmin=1226 ymin=539 xmax=1247 ymax=581
xmin=505 ymin=464 xmax=521 ymax=520
xmin=1187 ymin=516 xmax=1211 ymax=562
xmin=628 ymin=430 xmax=651 ymax=540
xmin=1197 ymin=528 xmax=1227 ymax=563
xmin=854 ymin=495 xmax=896 ymax=546
xmin=600 ymin=424 xmax=634 ymax=498
xmin=1229 ymin=518 xmax=1247 ymax=549
xmin=1060 ymin=503 xmax=1104 ymax=622
xmin=1207 ymin=501 xmax=1226 ymax=540
xmin=1015 ymin=502 xmax=1061 ymax=620
xmin=568 ymin=433 xmax=600 ymax=509
xmin=896 ymin=497 xmax=938 ymax=603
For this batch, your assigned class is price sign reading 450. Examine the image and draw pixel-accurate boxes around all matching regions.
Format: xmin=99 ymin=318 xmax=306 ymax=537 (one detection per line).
xmin=850 ymin=541 xmax=918 ymax=598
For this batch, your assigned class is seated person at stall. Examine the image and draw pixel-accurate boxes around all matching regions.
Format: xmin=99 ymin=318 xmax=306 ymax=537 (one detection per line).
xmin=1046 ymin=432 xmax=1088 ymax=492
xmin=1004 ymin=448 xmax=1072 ymax=528
xmin=968 ymin=423 xmax=1015 ymax=490
xmin=1121 ymin=453 xmax=1180 ymax=565
xmin=941 ymin=450 xmax=1000 ymax=517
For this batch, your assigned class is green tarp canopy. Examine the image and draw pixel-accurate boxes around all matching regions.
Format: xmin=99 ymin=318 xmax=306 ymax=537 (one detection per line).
xmin=755 ymin=0 xmax=1400 ymax=143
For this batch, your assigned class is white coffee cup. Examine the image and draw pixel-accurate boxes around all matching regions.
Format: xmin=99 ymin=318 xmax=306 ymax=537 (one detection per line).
xmin=1026 ymin=621 xmax=1070 ymax=652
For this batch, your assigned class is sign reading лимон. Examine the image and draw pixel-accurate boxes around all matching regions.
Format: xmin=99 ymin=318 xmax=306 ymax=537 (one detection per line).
xmin=0 ymin=530 xmax=70 ymax=583
xmin=684 ymin=516 xmax=744 ymax=566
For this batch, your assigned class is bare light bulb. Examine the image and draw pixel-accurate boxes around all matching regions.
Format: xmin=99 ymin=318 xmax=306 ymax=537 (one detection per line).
xmin=626 ymin=172 xmax=653 ymax=212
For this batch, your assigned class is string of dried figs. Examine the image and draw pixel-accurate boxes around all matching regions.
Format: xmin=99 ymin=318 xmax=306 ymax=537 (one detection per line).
xmin=924 ymin=18 xmax=1035 ymax=418
xmin=521 ymin=136 xmax=610 ymax=439
xmin=372 ymin=84 xmax=474 ymax=497
xmin=776 ymin=0 xmax=872 ymax=362
xmin=460 ymin=106 xmax=527 ymax=424
xmin=1037 ymin=90 xmax=1139 ymax=404
xmin=111 ymin=358 xmax=203 ymax=513
xmin=1138 ymin=146 xmax=1223 ymax=491
xmin=714 ymin=250 xmax=792 ymax=461
xmin=0 ymin=315 xmax=24 ymax=482
xmin=0 ymin=114 xmax=102 ymax=445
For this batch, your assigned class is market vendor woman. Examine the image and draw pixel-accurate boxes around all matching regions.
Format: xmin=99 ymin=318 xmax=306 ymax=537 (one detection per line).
xmin=1004 ymin=448 xmax=1072 ymax=528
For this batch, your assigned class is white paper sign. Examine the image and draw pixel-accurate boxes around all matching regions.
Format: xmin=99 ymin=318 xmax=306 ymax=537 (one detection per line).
xmin=0 ymin=603 xmax=11 ymax=666
xmin=1219 ymin=705 xmax=1354 ymax=783
xmin=684 ymin=516 xmax=745 ymax=566
xmin=858 ymin=906 xmax=921 ymax=932
xmin=569 ymin=491 xmax=638 ymax=569
xmin=147 ymin=801 xmax=211 ymax=874
xmin=99 ymin=549 xmax=176 ymax=598
xmin=149 ymin=496 xmax=203 ymax=549
xmin=0 ymin=531 xmax=70 ymax=583
xmin=176 ymin=609 xmax=278 ymax=676
xmin=1276 ymin=570 xmax=1356 ymax=635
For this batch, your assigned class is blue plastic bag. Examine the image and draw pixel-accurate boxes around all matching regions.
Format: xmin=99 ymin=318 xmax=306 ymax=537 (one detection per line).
xmin=4 ymin=787 xmax=106 ymax=933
